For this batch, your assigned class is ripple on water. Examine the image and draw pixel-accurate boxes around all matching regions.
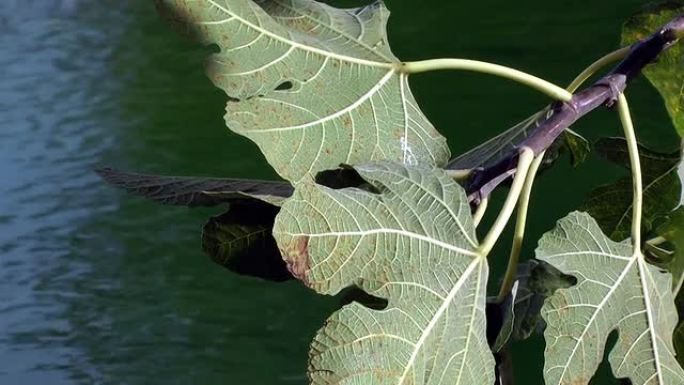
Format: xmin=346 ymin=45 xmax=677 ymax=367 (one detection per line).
xmin=0 ymin=2 xmax=135 ymax=384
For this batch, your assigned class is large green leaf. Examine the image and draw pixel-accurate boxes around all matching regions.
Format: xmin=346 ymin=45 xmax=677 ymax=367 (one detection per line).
xmin=157 ymin=0 xmax=450 ymax=183
xmin=274 ymin=162 xmax=494 ymax=384
xmin=580 ymin=138 xmax=682 ymax=241
xmin=538 ymin=212 xmax=684 ymax=385
xmin=622 ymin=2 xmax=684 ymax=137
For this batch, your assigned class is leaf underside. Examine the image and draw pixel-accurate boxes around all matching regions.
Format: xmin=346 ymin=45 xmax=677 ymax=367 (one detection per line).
xmin=538 ymin=212 xmax=684 ymax=385
xmin=157 ymin=0 xmax=450 ymax=183
xmin=96 ymin=167 xmax=292 ymax=207
xmin=274 ymin=162 xmax=494 ymax=385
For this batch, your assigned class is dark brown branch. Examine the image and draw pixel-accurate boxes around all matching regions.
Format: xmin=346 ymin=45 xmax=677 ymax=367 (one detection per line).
xmin=466 ymin=14 xmax=684 ymax=204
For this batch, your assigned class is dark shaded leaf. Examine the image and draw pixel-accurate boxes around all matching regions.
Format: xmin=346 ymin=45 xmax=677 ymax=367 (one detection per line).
xmin=97 ymin=167 xmax=292 ymax=207
xmin=491 ymin=260 xmax=576 ymax=350
xmin=491 ymin=281 xmax=518 ymax=353
xmin=675 ymin=320 xmax=684 ymax=368
xmin=623 ymin=1 xmax=684 ymax=137
xmin=676 ymin=289 xmax=684 ymax=367
xmin=648 ymin=207 xmax=684 ymax=293
xmin=561 ymin=128 xmax=592 ymax=167
xmin=202 ymin=202 xmax=292 ymax=282
xmin=448 ymin=110 xmax=547 ymax=171
xmin=580 ymin=138 xmax=682 ymax=241
xmin=447 ymin=108 xmax=589 ymax=172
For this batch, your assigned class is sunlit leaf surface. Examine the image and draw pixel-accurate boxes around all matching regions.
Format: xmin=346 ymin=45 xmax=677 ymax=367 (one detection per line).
xmin=538 ymin=212 xmax=684 ymax=385
xmin=274 ymin=162 xmax=494 ymax=385
xmin=157 ymin=0 xmax=450 ymax=183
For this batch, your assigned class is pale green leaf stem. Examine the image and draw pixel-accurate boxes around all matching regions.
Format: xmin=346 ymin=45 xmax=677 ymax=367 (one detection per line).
xmin=566 ymin=47 xmax=630 ymax=93
xmin=496 ymin=152 xmax=545 ymax=303
xmin=477 ymin=147 xmax=535 ymax=257
xmin=496 ymin=48 xmax=629 ymax=303
xmin=616 ymin=94 xmax=643 ymax=248
xmin=402 ymin=59 xmax=573 ymax=102
xmin=473 ymin=197 xmax=488 ymax=228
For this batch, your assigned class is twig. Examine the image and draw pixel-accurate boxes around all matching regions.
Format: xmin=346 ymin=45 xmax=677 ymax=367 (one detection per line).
xmin=466 ymin=14 xmax=684 ymax=204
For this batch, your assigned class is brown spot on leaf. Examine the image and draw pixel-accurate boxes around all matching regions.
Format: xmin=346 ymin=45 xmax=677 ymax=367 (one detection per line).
xmin=283 ymin=236 xmax=311 ymax=286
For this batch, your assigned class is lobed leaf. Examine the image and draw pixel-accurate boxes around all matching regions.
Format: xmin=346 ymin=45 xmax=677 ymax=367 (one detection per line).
xmin=274 ymin=162 xmax=494 ymax=385
xmin=157 ymin=0 xmax=450 ymax=183
xmin=538 ymin=212 xmax=684 ymax=385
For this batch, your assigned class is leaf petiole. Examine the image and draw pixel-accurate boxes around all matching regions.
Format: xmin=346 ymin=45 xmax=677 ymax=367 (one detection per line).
xmin=496 ymin=152 xmax=545 ymax=302
xmin=566 ymin=47 xmax=630 ymax=93
xmin=495 ymin=49 xmax=629 ymax=302
xmin=477 ymin=147 xmax=535 ymax=257
xmin=473 ymin=197 xmax=489 ymax=228
xmin=446 ymin=169 xmax=472 ymax=181
xmin=400 ymin=59 xmax=573 ymax=101
xmin=616 ymin=94 xmax=643 ymax=249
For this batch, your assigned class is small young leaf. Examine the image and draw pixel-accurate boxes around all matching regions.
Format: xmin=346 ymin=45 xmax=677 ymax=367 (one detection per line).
xmin=274 ymin=162 xmax=494 ymax=385
xmin=513 ymin=261 xmax=576 ymax=341
xmin=492 ymin=281 xmax=519 ymax=353
xmin=157 ymin=0 xmax=450 ymax=183
xmin=580 ymin=138 xmax=682 ymax=241
xmin=97 ymin=167 xmax=292 ymax=207
xmin=622 ymin=2 xmax=684 ymax=137
xmin=557 ymin=128 xmax=592 ymax=168
xmin=202 ymin=202 xmax=292 ymax=282
xmin=490 ymin=263 xmax=578 ymax=360
xmin=538 ymin=212 xmax=684 ymax=385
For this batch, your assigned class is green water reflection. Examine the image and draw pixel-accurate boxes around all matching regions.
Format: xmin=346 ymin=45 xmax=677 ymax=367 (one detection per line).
xmin=0 ymin=1 xmax=677 ymax=384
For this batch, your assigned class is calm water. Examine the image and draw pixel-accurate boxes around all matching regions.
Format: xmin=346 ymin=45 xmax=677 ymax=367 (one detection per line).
xmin=0 ymin=1 xmax=677 ymax=384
